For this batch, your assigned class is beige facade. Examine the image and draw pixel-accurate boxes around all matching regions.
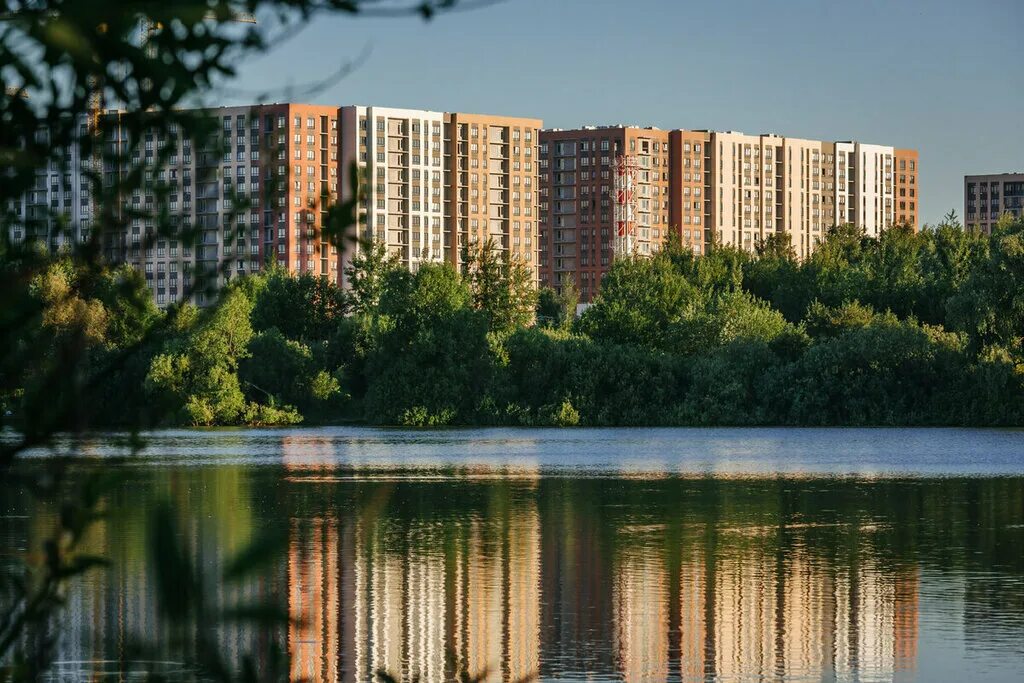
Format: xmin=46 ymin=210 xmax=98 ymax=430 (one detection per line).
xmin=894 ymin=149 xmax=919 ymax=226
xmin=339 ymin=106 xmax=542 ymax=285
xmin=964 ymin=172 xmax=1024 ymax=233
xmin=447 ymin=113 xmax=543 ymax=275
xmin=541 ymin=126 xmax=916 ymax=301
xmin=668 ymin=129 xmax=711 ymax=254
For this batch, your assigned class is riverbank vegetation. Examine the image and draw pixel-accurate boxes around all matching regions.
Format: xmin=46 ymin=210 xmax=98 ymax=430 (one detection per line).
xmin=5 ymin=214 xmax=1023 ymax=429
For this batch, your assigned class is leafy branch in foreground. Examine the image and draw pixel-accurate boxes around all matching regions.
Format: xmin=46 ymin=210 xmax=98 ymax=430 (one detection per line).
xmin=1 ymin=1 xmax=472 ymax=680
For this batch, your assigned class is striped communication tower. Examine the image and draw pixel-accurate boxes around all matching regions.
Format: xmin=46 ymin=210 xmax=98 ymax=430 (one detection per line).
xmin=613 ymin=154 xmax=638 ymax=256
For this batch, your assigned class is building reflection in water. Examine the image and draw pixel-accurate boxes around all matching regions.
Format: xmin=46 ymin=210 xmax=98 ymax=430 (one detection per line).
xmin=283 ymin=454 xmax=542 ymax=682
xmin=26 ymin=467 xmax=937 ymax=683
xmin=282 ymin=481 xmax=920 ymax=682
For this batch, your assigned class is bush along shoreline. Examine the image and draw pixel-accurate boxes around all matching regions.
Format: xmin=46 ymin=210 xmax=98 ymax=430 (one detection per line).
xmin=6 ymin=215 xmax=1024 ymax=429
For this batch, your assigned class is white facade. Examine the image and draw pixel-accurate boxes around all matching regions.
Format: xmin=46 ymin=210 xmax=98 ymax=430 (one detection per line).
xmin=340 ymin=105 xmax=447 ymax=284
xmin=836 ymin=141 xmax=895 ymax=237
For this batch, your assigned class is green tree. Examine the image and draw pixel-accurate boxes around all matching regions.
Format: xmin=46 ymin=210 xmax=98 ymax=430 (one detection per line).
xmin=240 ymin=327 xmax=344 ymax=419
xmin=345 ymin=240 xmax=403 ymax=317
xmin=461 ymin=239 xmax=537 ymax=335
xmin=947 ymin=216 xmax=1024 ymax=352
xmin=145 ymin=287 xmax=300 ymax=426
xmin=250 ymin=267 xmax=348 ymax=342
xmin=536 ymin=280 xmax=578 ymax=330
xmin=671 ymin=289 xmax=795 ymax=354
xmin=743 ymin=232 xmax=808 ymax=322
xmin=577 ymin=252 xmax=699 ymax=349
xmin=364 ymin=263 xmax=492 ymax=425
xmin=766 ymin=317 xmax=970 ymax=425
xmin=918 ymin=211 xmax=989 ymax=324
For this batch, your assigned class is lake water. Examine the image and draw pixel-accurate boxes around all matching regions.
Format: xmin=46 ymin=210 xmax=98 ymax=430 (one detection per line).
xmin=3 ymin=427 xmax=1024 ymax=682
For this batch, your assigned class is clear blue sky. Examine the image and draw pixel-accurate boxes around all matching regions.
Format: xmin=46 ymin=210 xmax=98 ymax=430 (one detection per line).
xmin=227 ymin=0 xmax=1023 ymax=226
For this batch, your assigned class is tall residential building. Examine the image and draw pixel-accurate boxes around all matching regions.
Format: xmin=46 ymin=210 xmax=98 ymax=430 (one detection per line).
xmin=6 ymin=103 xmax=345 ymax=308
xmin=340 ymin=106 xmax=449 ymax=274
xmin=834 ymin=141 xmax=896 ymax=235
xmin=894 ymin=149 xmax=919 ymax=227
xmin=705 ymin=132 xmax=837 ymax=259
xmin=964 ymin=172 xmax=1024 ymax=233
xmin=540 ymin=126 xmax=916 ymax=301
xmin=668 ymin=129 xmax=712 ymax=255
xmin=9 ymin=104 xmax=916 ymax=307
xmin=6 ymin=116 xmax=92 ymax=252
xmin=101 ymin=103 xmax=345 ymax=307
xmin=339 ymin=106 xmax=542 ymax=285
xmin=258 ymin=103 xmax=344 ymax=283
xmin=538 ymin=126 xmax=673 ymax=301
xmin=447 ymin=112 xmax=543 ymax=276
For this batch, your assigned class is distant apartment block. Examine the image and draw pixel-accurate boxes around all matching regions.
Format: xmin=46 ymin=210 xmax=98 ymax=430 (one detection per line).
xmin=116 ymin=103 xmax=342 ymax=307
xmin=538 ymin=126 xmax=673 ymax=300
xmin=7 ymin=105 xmax=915 ymax=306
xmin=7 ymin=116 xmax=92 ymax=252
xmin=6 ymin=104 xmax=345 ymax=308
xmin=964 ymin=173 xmax=1024 ymax=233
xmin=7 ymin=103 xmax=541 ymax=306
xmin=339 ymin=106 xmax=541 ymax=284
xmin=539 ymin=126 xmax=918 ymax=300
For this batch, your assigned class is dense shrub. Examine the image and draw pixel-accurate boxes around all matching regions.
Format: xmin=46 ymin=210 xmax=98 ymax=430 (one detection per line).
xmin=14 ymin=218 xmax=1024 ymax=428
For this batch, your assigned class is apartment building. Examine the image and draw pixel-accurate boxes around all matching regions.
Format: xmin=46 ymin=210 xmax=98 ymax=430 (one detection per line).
xmin=339 ymin=106 xmax=448 ymax=274
xmin=8 ymin=103 xmax=915 ymax=307
xmin=894 ymin=149 xmax=919 ymax=227
xmin=668 ymin=129 xmax=711 ymax=255
xmin=109 ymin=103 xmax=343 ymax=308
xmin=4 ymin=103 xmax=345 ymax=308
xmin=447 ymin=112 xmax=542 ymax=275
xmin=834 ymin=142 xmax=896 ymax=236
xmin=339 ymin=106 xmax=542 ymax=284
xmin=540 ymin=126 xmax=915 ymax=300
xmin=538 ymin=126 xmax=672 ymax=301
xmin=259 ymin=103 xmax=344 ymax=282
xmin=964 ymin=172 xmax=1024 ymax=233
xmin=706 ymin=132 xmax=836 ymax=259
xmin=6 ymin=116 xmax=92 ymax=252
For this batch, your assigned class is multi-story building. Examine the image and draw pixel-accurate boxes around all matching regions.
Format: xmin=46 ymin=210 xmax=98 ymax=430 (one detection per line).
xmin=964 ymin=172 xmax=1024 ymax=233
xmin=112 ymin=103 xmax=344 ymax=308
xmin=834 ymin=141 xmax=896 ymax=236
xmin=538 ymin=126 xmax=672 ymax=301
xmin=340 ymin=107 xmax=542 ymax=285
xmin=705 ymin=132 xmax=836 ymax=259
xmin=668 ymin=129 xmax=711 ymax=255
xmin=339 ymin=106 xmax=449 ymax=274
xmin=894 ymin=149 xmax=919 ymax=227
xmin=540 ymin=126 xmax=916 ymax=300
xmin=447 ymin=112 xmax=542 ymax=276
xmin=5 ymin=116 xmax=92 ymax=252
xmin=9 ymin=104 xmax=916 ymax=307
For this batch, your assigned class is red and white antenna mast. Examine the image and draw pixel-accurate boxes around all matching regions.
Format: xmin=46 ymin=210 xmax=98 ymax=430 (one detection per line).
xmin=613 ymin=154 xmax=638 ymax=257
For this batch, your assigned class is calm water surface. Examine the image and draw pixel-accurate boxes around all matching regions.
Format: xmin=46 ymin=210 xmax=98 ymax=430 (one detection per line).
xmin=3 ymin=427 xmax=1024 ymax=682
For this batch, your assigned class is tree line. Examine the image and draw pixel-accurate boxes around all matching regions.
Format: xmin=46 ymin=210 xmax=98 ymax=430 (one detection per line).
xmin=5 ymin=212 xmax=1023 ymax=429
